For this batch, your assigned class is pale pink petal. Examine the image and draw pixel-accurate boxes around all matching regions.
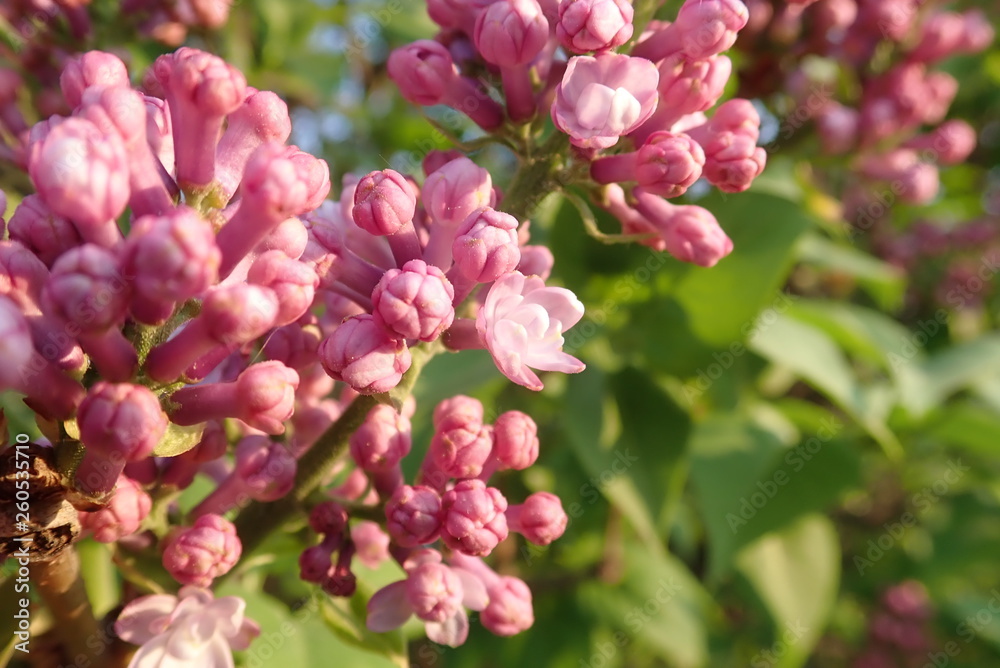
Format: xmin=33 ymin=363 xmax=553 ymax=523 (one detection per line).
xmin=366 ymin=581 xmax=414 ymax=632
xmin=452 ymin=567 xmax=489 ymax=611
xmin=116 ymin=594 xmax=179 ymax=645
xmin=425 ymin=609 xmax=469 ymax=647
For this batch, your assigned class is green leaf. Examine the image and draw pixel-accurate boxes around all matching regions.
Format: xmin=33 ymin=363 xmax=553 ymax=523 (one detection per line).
xmin=320 ymin=584 xmax=408 ymax=667
xmin=748 ymin=313 xmax=902 ymax=459
xmin=153 ymin=421 xmax=205 ymax=457
xmin=920 ymin=401 xmax=1000 ymax=456
xmin=796 ymin=234 xmax=906 ymax=310
xmin=736 ymin=514 xmax=841 ymax=668
xmin=609 ymin=367 xmax=691 ymax=533
xmin=896 ymin=335 xmax=1000 ymax=418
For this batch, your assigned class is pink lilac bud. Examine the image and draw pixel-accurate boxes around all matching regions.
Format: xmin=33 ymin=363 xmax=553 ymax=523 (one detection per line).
xmin=903 ymin=120 xmax=977 ymax=166
xmin=423 ymin=150 xmax=464 ymax=176
xmin=7 ymin=195 xmax=84 ymax=267
xmin=387 ymin=40 xmax=504 ymax=130
xmin=352 ymin=521 xmax=391 ymax=569
xmin=859 ymin=150 xmax=939 ymax=205
xmin=557 ymin=0 xmax=634 ymax=53
xmin=144 ymin=95 xmax=175 ymax=171
xmin=882 ymin=581 xmax=930 ymax=620
xmin=263 ymin=323 xmax=321 ymax=369
xmin=28 ymin=117 xmax=129 ymax=246
xmin=552 ymin=54 xmax=659 ymax=149
xmin=318 ymin=314 xmax=411 ymax=394
xmin=194 ymin=436 xmax=296 ymax=516
xmin=60 ymin=51 xmax=130 ymax=109
xmin=634 ymin=54 xmax=731 ymax=139
xmin=632 ymin=189 xmax=733 ymax=266
xmin=246 ymin=251 xmax=319 ymax=327
xmin=675 ymin=0 xmax=750 ymax=57
xmin=79 ymin=475 xmax=151 ymax=542
xmin=322 ymin=544 xmax=359 ymax=597
xmin=353 ymin=169 xmax=417 ymax=236
xmin=422 ymin=158 xmax=495 ymax=269
xmin=481 ymin=576 xmax=534 ymax=636
xmin=163 ymin=514 xmax=241 ymax=587
xmin=350 ymin=404 xmax=412 ymax=472
xmin=451 ymin=208 xmax=521 ymax=285
xmin=80 ymin=85 xmax=173 ymax=217
xmin=122 ymin=207 xmax=221 ymax=324
xmin=0 ymin=296 xmax=85 ymax=421
xmin=406 ymin=561 xmax=465 ymax=622
xmin=43 ymin=244 xmax=137 ymax=381
xmin=696 ymin=131 xmax=766 ymax=193
xmin=506 ymin=492 xmax=568 ymax=545
xmin=216 ymin=142 xmax=330 ymax=278
xmin=169 ymin=361 xmax=299 ymax=434
xmin=258 ymin=217 xmax=309 ymax=260
xmin=75 ymin=382 xmax=169 ymax=495
xmin=0 ymin=72 xmax=27 ymax=137
xmin=474 ymin=0 xmax=550 ymax=121
xmin=441 ymin=479 xmax=509 ymax=556
xmin=493 ymin=411 xmax=539 ymax=470
xmin=517 ymin=245 xmax=555 ymax=279
xmin=434 ymin=395 xmax=485 ymax=431
xmin=215 ymin=89 xmax=293 ymax=199
xmin=476 ymin=271 xmax=585 ymax=391
xmin=160 ymin=47 xmax=247 ymax=187
xmin=372 ymin=260 xmax=455 ymax=341
xmin=816 ymin=103 xmax=859 ymax=155
xmin=385 ymin=485 xmax=443 ymax=547
xmin=856 ymin=0 xmax=918 ymax=42
xmin=145 ymin=284 xmax=279 ymax=382
xmin=591 ymin=131 xmax=705 ymax=198
xmin=430 ymin=416 xmax=493 ymax=479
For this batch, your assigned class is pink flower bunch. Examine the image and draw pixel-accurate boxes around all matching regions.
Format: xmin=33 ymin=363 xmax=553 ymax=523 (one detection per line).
xmin=851 ymin=581 xmax=934 ymax=668
xmin=734 ymin=0 xmax=992 ymax=228
xmin=382 ymin=0 xmax=763 ymax=268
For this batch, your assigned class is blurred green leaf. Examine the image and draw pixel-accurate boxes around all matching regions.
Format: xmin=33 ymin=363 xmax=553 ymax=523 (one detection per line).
xmin=897 ymin=335 xmax=1000 ymax=418
xmin=735 ymin=514 xmax=841 ymax=668
xmin=796 ymin=234 xmax=906 ymax=310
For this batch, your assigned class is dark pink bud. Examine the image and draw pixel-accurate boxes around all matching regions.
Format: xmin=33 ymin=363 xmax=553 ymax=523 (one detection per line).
xmin=506 ymin=491 xmax=567 ymax=545
xmin=353 ymin=169 xmax=418 ymax=236
xmin=169 ymin=361 xmax=300 ymax=434
xmin=882 ymin=581 xmax=930 ymax=620
xmin=372 ymin=260 xmax=456 ymax=341
xmin=474 ymin=0 xmax=550 ymax=67
xmin=557 ymin=0 xmax=634 ymax=53
xmin=481 ymin=576 xmax=534 ymax=636
xmin=318 ymin=314 xmax=412 ymax=394
xmin=215 ymin=88 xmax=293 ymax=199
xmin=859 ymin=150 xmax=939 ymax=205
xmin=122 ymin=207 xmax=221 ymax=324
xmin=452 ymin=208 xmax=521 ymax=283
xmin=310 ymin=500 xmax=349 ymax=535
xmin=698 ymin=132 xmax=766 ymax=193
xmin=28 ymin=117 xmax=129 ymax=241
xmin=79 ymin=475 xmax=151 ymax=542
xmin=7 ymin=195 xmax=83 ymax=267
xmin=60 ymin=51 xmax=129 ymax=109
xmin=632 ymin=189 xmax=733 ymax=267
xmin=299 ymin=544 xmax=335 ymax=583
xmin=247 ymin=250 xmax=319 ymax=327
xmin=163 ymin=514 xmax=241 ymax=587
xmin=263 ymin=323 xmax=321 ymax=369
xmin=441 ymin=479 xmax=509 ymax=556
xmin=406 ymin=561 xmax=464 ymax=623
xmin=75 ymin=382 xmax=169 ymax=494
xmin=385 ymin=485 xmax=443 ymax=548
xmin=493 ymin=410 xmax=539 ymax=470
xmin=350 ymin=404 xmax=412 ymax=472
xmin=234 ymin=436 xmax=296 ymax=501
xmin=815 ymin=103 xmax=859 ymax=155
xmin=423 ymin=150 xmax=464 ymax=177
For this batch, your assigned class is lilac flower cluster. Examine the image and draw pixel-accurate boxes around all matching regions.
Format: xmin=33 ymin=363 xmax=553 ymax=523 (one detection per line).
xmin=852 ymin=581 xmax=935 ymax=668
xmin=737 ymin=0 xmax=993 ymax=222
xmin=0 ymin=39 xmax=591 ymax=665
xmin=388 ymin=0 xmax=765 ymax=268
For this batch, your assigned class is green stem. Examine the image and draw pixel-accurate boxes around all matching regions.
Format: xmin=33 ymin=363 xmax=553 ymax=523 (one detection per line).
xmin=233 ymin=344 xmax=438 ymax=556
xmin=501 ymin=132 xmax=570 ymax=221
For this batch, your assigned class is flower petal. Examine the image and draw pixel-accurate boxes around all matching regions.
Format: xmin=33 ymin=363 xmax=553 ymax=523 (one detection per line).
xmin=366 ymin=581 xmax=414 ymax=632
xmin=424 ymin=608 xmax=469 ymax=647
xmin=116 ymin=594 xmax=179 ymax=646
